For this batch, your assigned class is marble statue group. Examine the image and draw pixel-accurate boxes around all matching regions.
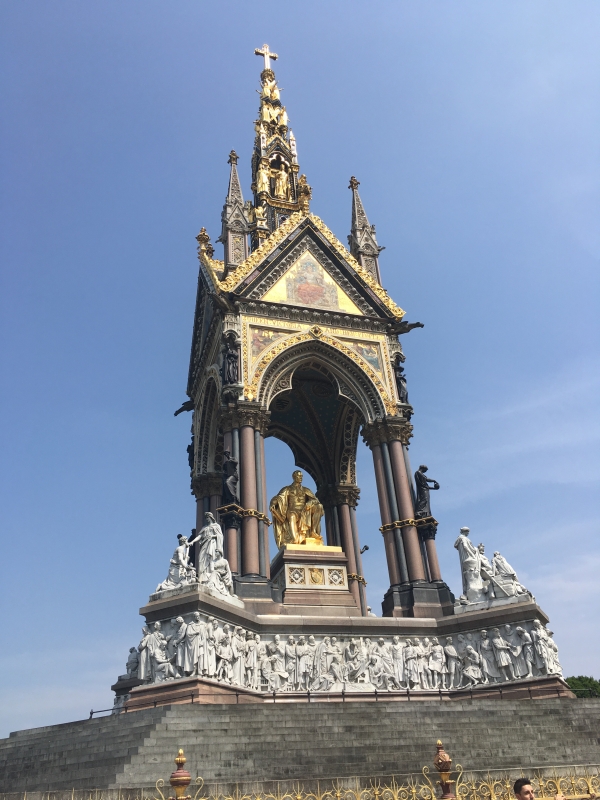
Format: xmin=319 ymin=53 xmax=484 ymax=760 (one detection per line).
xmin=125 ymin=614 xmax=561 ymax=693
xmin=155 ymin=512 xmax=234 ymax=598
xmin=454 ymin=527 xmax=533 ymax=607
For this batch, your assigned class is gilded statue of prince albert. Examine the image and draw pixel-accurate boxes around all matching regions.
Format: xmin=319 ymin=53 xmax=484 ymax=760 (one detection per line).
xmin=270 ymin=470 xmax=324 ymax=548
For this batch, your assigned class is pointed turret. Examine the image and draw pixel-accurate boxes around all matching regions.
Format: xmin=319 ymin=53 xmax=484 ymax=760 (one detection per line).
xmin=218 ymin=150 xmax=250 ymax=276
xmin=249 ymin=44 xmax=311 ymax=249
xmin=348 ymin=176 xmax=384 ymax=283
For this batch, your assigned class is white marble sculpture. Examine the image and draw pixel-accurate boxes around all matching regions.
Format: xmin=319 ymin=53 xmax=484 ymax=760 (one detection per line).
xmin=155 ymin=535 xmax=197 ymax=593
xmin=189 ymin=512 xmax=234 ymax=598
xmin=454 ymin=527 xmax=487 ymax=602
xmin=454 ymin=527 xmax=533 ymax=612
xmin=117 ymin=612 xmax=562 ymax=697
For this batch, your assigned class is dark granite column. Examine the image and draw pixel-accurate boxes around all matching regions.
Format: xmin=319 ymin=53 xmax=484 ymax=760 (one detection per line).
xmin=337 ymin=499 xmax=361 ymax=609
xmin=388 ymin=439 xmax=427 ymax=582
xmin=240 ymin=422 xmax=260 ymax=576
xmin=369 ymin=442 xmax=401 ymax=586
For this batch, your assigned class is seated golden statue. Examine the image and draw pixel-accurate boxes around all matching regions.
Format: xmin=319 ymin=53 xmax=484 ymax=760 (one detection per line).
xmin=270 ymin=470 xmax=324 ymax=548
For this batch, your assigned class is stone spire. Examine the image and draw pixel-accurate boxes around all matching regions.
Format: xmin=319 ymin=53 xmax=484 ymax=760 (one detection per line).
xmin=218 ymin=150 xmax=249 ymax=276
xmin=249 ymin=44 xmax=311 ymax=249
xmin=348 ymin=176 xmax=384 ymax=283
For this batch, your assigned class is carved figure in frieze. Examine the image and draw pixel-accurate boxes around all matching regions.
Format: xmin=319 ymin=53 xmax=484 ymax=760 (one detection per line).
xmin=414 ymin=637 xmax=432 ymax=690
xmin=152 ymin=645 xmax=177 ymax=683
xmin=126 ymin=647 xmax=139 ymax=678
xmin=367 ymin=653 xmax=399 ymax=690
xmin=222 ymin=450 xmax=240 ymax=504
xmin=216 ymin=626 xmax=234 ymax=684
xmin=545 ymin=631 xmax=562 ymax=675
xmin=479 ymin=630 xmax=501 ymax=683
xmin=296 ymin=635 xmax=312 ymax=690
xmin=391 ymin=636 xmax=406 ymax=687
xmin=404 ymin=639 xmax=420 ymax=689
xmin=189 ymin=513 xmax=234 ymax=597
xmin=344 ymin=638 xmax=368 ymax=683
xmin=168 ymin=617 xmax=187 ymax=676
xmin=444 ymin=636 xmax=462 ymax=690
xmin=204 ymin=617 xmax=219 ymax=678
xmin=515 ymin=626 xmax=534 ymax=678
xmin=504 ymin=623 xmax=528 ymax=678
xmin=244 ymin=632 xmax=259 ymax=689
xmin=285 ymin=635 xmax=297 ymax=689
xmin=270 ymin=470 xmax=324 ymax=547
xmin=462 ymin=646 xmax=483 ymax=687
xmin=414 ymin=465 xmax=439 ymax=519
xmin=267 ymin=635 xmax=289 ymax=691
xmin=393 ymin=356 xmax=409 ymax=404
xmin=372 ymin=638 xmax=395 ymax=680
xmin=312 ymin=636 xmax=333 ymax=688
xmin=428 ymin=637 xmax=446 ymax=689
xmin=223 ymin=338 xmax=239 ymax=385
xmin=231 ymin=626 xmax=246 ymax=685
xmin=490 ymin=627 xmax=516 ymax=681
xmin=138 ymin=626 xmax=152 ymax=682
xmin=183 ymin=612 xmax=205 ymax=676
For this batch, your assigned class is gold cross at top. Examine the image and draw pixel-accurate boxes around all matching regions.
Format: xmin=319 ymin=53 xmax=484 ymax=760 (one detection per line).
xmin=254 ymin=44 xmax=278 ymax=72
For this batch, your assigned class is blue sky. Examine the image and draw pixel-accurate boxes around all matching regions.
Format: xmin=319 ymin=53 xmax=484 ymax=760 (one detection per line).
xmin=1 ymin=1 xmax=599 ymax=737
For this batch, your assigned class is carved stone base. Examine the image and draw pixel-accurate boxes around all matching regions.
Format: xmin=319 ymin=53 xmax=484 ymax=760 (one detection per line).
xmin=121 ymin=674 xmax=573 ymax=712
xmin=270 ymin=544 xmax=360 ymax=615
xmin=382 ymin=582 xmax=455 ymax=618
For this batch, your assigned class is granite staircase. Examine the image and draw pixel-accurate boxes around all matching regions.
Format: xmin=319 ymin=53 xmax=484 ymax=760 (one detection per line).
xmin=1 ymin=698 xmax=599 ymax=792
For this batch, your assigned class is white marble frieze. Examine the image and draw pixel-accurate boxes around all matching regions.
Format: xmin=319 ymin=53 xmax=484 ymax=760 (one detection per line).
xmin=120 ymin=613 xmax=561 ymax=695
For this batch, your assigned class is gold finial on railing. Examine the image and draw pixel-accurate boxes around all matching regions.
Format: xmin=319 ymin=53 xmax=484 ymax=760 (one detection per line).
xmin=168 ymin=748 xmax=192 ymax=800
xmin=433 ymin=740 xmax=456 ymax=800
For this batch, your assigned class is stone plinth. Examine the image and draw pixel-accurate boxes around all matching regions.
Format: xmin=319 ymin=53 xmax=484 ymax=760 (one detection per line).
xmin=270 ymin=543 xmax=360 ymax=615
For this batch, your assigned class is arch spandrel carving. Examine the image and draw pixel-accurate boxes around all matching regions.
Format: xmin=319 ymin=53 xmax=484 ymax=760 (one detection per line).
xmin=249 ymin=332 xmax=393 ymax=422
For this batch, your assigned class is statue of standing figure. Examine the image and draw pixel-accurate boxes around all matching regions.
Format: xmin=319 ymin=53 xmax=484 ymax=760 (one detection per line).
xmin=188 ymin=512 xmax=234 ymax=597
xmin=393 ymin=355 xmax=409 ymax=404
xmin=223 ymin=338 xmax=239 ymax=385
xmin=222 ymin=450 xmax=239 ymax=504
xmin=414 ymin=465 xmax=439 ymax=519
xmin=454 ymin=527 xmax=486 ymax=603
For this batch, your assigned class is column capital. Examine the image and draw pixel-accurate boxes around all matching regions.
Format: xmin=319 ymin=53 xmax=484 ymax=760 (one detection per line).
xmin=317 ymin=484 xmax=361 ymax=509
xmin=218 ymin=403 xmax=270 ymax=434
xmin=191 ymin=472 xmax=221 ymax=498
xmin=361 ymin=417 xmax=413 ymax=448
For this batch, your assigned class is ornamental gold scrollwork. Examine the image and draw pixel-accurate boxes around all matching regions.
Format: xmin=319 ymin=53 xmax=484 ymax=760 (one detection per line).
xmin=244 ymin=329 xmax=395 ymax=414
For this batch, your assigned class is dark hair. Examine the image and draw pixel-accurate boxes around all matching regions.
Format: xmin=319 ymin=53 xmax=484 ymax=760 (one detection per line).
xmin=514 ymin=779 xmax=533 ymax=796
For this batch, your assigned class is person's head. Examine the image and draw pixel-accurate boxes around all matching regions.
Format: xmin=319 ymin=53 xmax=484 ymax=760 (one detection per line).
xmin=481 ymin=629 xmax=488 ymax=639
xmin=378 ymin=638 xmax=385 ymax=646
xmin=176 ymin=617 xmax=184 ymax=625
xmin=205 ymin=512 xmax=215 ymax=523
xmin=513 ymin=779 xmax=534 ymax=800
xmin=393 ymin=636 xmax=399 ymax=644
xmin=129 ymin=647 xmax=136 ymax=653
xmin=274 ymin=634 xmax=280 ymax=643
xmin=179 ymin=536 xmax=188 ymax=545
xmin=288 ymin=635 xmax=294 ymax=644
xmin=292 ymin=470 xmax=303 ymax=484
xmin=154 ymin=622 xmax=161 ymax=631
xmin=223 ymin=450 xmax=231 ymax=458
xmin=193 ymin=612 xmax=200 ymax=621
xmin=460 ymin=526 xmax=470 ymax=536
xmin=478 ymin=543 xmax=485 ymax=553
xmin=406 ymin=638 xmax=412 ymax=646
xmin=432 ymin=637 xmax=439 ymax=645
xmin=419 ymin=465 xmax=428 ymax=473
xmin=445 ymin=636 xmax=452 ymax=644
xmin=299 ymin=635 xmax=306 ymax=645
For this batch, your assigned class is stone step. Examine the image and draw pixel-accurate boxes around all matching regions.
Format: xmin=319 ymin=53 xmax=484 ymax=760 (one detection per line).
xmin=1 ymin=699 xmax=599 ymax=792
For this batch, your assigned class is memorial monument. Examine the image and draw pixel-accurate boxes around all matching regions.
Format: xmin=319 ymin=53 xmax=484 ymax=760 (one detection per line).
xmin=108 ymin=45 xmax=570 ymax=710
